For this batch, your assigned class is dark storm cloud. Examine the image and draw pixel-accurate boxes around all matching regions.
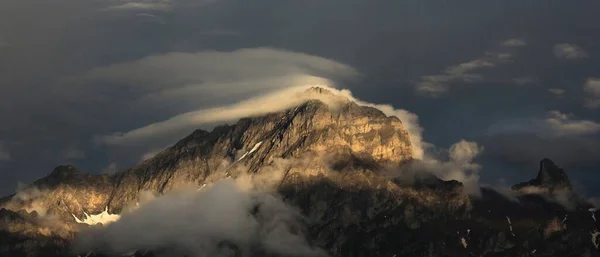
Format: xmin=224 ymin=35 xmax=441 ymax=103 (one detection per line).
xmin=1 ymin=0 xmax=600 ymax=198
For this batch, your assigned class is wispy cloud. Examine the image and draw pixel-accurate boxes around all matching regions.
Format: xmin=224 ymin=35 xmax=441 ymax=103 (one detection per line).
xmin=553 ymin=43 xmax=588 ymax=59
xmin=415 ymin=57 xmax=499 ymax=97
xmin=545 ymin=110 xmax=600 ymax=136
xmin=502 ymin=38 xmax=527 ymax=47
xmin=74 ymin=179 xmax=328 ymax=257
xmin=512 ymin=76 xmax=538 ymax=85
xmin=548 ymin=88 xmax=566 ymax=97
xmin=86 ymin=48 xmax=358 ymax=146
xmin=583 ymin=78 xmax=600 ymax=109
xmin=105 ymin=2 xmax=171 ymax=11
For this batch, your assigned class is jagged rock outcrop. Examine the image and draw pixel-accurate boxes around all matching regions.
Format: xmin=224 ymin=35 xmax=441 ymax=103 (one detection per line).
xmin=512 ymin=158 xmax=573 ymax=192
xmin=1 ymin=88 xmax=599 ymax=257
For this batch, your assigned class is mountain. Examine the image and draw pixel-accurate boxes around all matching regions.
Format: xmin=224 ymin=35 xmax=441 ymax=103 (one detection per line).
xmin=1 ymin=87 xmax=599 ymax=257
xmin=512 ymin=158 xmax=573 ymax=192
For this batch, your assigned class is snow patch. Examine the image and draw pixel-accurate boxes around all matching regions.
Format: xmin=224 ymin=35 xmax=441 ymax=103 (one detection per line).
xmin=121 ymin=250 xmax=137 ymax=256
xmin=531 ymin=249 xmax=537 ymax=254
xmin=506 ymin=216 xmax=515 ymax=236
xmin=72 ymin=206 xmax=120 ymax=225
xmin=77 ymin=251 xmax=93 ymax=257
xmin=460 ymin=237 xmax=468 ymax=248
xmin=591 ymin=230 xmax=600 ymax=249
xmin=237 ymin=141 xmax=263 ymax=161
xmin=562 ymin=214 xmax=568 ymax=224
xmin=590 ymin=208 xmax=597 ymax=222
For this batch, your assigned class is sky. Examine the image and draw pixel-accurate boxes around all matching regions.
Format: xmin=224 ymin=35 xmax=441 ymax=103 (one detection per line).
xmin=0 ymin=0 xmax=599 ymax=197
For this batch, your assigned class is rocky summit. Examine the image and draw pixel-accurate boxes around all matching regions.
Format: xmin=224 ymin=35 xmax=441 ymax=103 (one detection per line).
xmin=1 ymin=87 xmax=599 ymax=257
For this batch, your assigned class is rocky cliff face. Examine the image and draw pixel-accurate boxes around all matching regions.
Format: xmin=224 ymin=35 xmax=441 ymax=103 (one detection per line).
xmin=0 ymin=87 xmax=598 ymax=257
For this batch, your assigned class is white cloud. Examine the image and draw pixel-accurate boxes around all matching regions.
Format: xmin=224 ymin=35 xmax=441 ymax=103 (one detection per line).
xmin=390 ymin=140 xmax=484 ymax=196
xmin=553 ymin=43 xmax=588 ymax=59
xmin=545 ymin=110 xmax=600 ymax=136
xmin=84 ymin=48 xmax=357 ymax=141
xmin=548 ymin=88 xmax=565 ymax=97
xmin=0 ymin=142 xmax=11 ymax=161
xmin=502 ymin=38 xmax=527 ymax=47
xmin=74 ymin=180 xmax=328 ymax=257
xmin=583 ymin=78 xmax=600 ymax=109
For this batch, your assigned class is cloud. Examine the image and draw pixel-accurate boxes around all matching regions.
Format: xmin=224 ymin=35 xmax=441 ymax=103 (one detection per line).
xmin=74 ymin=179 xmax=327 ymax=257
xmin=548 ymin=88 xmax=566 ymax=97
xmin=415 ymin=59 xmax=493 ymax=97
xmin=61 ymin=147 xmax=85 ymax=160
xmin=390 ymin=140 xmax=484 ymax=196
xmin=545 ymin=110 xmax=600 ymax=136
xmin=502 ymin=38 xmax=527 ymax=47
xmin=2 ymin=183 xmax=48 ymax=216
xmin=553 ymin=43 xmax=588 ymax=59
xmin=583 ymin=78 xmax=600 ymax=109
xmin=483 ymin=111 xmax=600 ymax=166
xmin=414 ymin=45 xmax=514 ymax=97
xmin=0 ymin=142 xmax=11 ymax=161
xmin=81 ymin=46 xmax=426 ymax=162
xmin=512 ymin=76 xmax=538 ymax=85
xmin=102 ymin=163 xmax=118 ymax=174
xmin=104 ymin=2 xmax=172 ymax=11
xmin=98 ymin=85 xmax=427 ymax=160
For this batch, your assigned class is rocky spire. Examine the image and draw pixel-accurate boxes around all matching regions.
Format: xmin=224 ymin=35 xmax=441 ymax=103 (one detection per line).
xmin=535 ymin=158 xmax=572 ymax=190
xmin=512 ymin=158 xmax=572 ymax=192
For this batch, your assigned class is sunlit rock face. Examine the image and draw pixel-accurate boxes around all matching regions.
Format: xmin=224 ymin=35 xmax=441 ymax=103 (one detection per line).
xmin=1 ymin=88 xmax=413 ymax=221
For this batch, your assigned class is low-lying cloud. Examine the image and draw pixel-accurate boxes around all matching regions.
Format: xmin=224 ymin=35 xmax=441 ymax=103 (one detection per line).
xmin=386 ymin=140 xmax=484 ymax=196
xmin=74 ymin=179 xmax=328 ymax=257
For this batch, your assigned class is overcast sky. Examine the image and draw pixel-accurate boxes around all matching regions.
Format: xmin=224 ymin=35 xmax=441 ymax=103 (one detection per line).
xmin=0 ymin=0 xmax=599 ymax=197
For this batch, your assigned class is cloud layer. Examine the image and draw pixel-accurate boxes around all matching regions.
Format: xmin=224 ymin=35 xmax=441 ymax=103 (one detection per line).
xmin=74 ymin=179 xmax=327 ymax=257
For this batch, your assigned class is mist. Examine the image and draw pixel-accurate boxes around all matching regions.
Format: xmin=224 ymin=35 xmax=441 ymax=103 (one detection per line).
xmin=74 ymin=178 xmax=328 ymax=257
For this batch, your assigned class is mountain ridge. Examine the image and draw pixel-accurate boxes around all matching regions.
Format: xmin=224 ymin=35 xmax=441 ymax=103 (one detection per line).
xmin=1 ymin=87 xmax=599 ymax=257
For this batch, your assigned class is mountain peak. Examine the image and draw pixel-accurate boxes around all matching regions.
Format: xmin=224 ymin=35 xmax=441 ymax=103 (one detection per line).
xmin=49 ymin=165 xmax=81 ymax=177
xmin=513 ymin=158 xmax=572 ymax=192
xmin=536 ymin=158 xmax=570 ymax=188
xmin=304 ymin=86 xmax=334 ymax=95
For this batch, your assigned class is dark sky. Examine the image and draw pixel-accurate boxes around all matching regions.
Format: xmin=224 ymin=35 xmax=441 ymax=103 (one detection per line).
xmin=0 ymin=0 xmax=599 ymax=199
